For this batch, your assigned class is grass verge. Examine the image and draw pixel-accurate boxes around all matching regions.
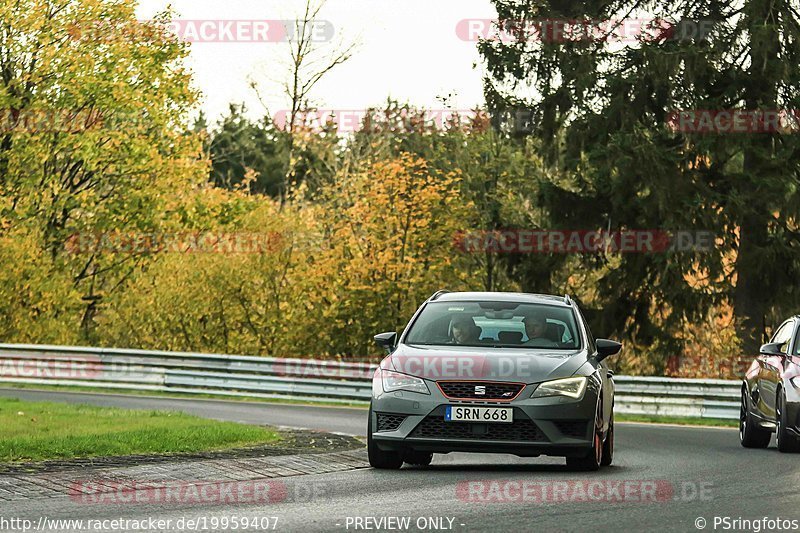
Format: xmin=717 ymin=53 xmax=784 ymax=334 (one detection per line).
xmin=0 ymin=397 xmax=280 ymax=463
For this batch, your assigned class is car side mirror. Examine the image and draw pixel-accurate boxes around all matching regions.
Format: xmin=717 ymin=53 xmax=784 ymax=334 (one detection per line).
xmin=759 ymin=342 xmax=785 ymax=356
xmin=374 ymin=332 xmax=397 ymax=353
xmin=596 ymin=339 xmax=622 ymax=362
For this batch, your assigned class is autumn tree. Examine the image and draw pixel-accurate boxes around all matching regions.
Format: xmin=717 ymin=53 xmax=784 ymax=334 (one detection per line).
xmin=345 ymin=101 xmax=552 ymax=292
xmin=480 ymin=0 xmax=800 ymax=362
xmin=0 ymin=0 xmax=207 ymax=340
xmin=100 ymin=188 xmax=318 ymax=355
xmin=306 ymin=153 xmax=475 ymax=357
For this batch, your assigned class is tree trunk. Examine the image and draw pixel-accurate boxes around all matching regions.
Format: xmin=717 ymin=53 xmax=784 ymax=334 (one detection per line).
xmin=734 ymin=0 xmax=780 ymax=353
xmin=734 ymin=212 xmax=769 ymax=353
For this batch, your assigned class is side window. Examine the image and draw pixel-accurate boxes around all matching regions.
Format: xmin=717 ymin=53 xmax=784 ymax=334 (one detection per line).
xmin=792 ymin=326 xmax=800 ymax=356
xmin=546 ymin=319 xmax=574 ymax=344
xmin=771 ymin=322 xmax=793 ymax=354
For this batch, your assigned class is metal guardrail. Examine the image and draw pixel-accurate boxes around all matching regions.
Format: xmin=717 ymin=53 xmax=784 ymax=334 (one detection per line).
xmin=613 ymin=376 xmax=740 ymax=420
xmin=0 ymin=344 xmax=741 ymax=419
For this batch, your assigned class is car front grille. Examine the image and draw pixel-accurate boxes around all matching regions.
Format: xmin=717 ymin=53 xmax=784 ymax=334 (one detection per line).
xmin=437 ymin=381 xmax=525 ymax=401
xmin=376 ymin=413 xmax=408 ymax=432
xmin=409 ymin=414 xmax=547 ymax=442
xmin=552 ymin=420 xmax=590 ymax=439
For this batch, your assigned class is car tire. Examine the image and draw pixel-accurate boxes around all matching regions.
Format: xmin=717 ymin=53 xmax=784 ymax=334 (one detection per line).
xmin=600 ymin=414 xmax=614 ymax=466
xmin=403 ymin=451 xmax=433 ymax=466
xmin=776 ymin=390 xmax=800 ymax=453
xmin=367 ymin=407 xmax=403 ymax=469
xmin=566 ymin=403 xmax=603 ymax=471
xmin=740 ymin=389 xmax=771 ymax=448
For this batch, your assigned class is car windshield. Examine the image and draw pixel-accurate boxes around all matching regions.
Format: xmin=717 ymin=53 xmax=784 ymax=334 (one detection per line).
xmin=404 ymin=301 xmax=581 ymax=349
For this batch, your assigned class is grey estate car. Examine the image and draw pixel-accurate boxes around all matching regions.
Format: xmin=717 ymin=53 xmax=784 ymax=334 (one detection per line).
xmin=368 ymin=291 xmax=622 ymax=471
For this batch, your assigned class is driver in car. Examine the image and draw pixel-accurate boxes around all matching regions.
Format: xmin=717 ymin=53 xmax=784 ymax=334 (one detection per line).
xmin=522 ymin=312 xmax=558 ymax=347
xmin=450 ymin=317 xmax=478 ymax=345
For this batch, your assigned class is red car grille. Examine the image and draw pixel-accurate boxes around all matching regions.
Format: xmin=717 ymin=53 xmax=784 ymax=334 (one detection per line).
xmin=437 ymin=381 xmax=525 ymax=402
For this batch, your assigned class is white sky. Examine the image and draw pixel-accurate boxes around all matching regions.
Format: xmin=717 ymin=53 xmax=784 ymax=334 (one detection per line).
xmin=135 ymin=0 xmax=497 ymax=124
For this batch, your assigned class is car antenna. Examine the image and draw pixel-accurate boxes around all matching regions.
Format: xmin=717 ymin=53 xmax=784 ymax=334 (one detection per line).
xmin=430 ymin=290 xmax=450 ymax=301
xmin=564 ymin=294 xmax=572 ymax=306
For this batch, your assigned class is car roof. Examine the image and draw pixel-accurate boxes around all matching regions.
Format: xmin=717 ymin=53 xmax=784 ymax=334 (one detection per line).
xmin=432 ymin=291 xmax=572 ymax=308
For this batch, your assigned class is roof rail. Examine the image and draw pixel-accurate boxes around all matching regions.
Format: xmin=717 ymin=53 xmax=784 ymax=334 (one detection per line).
xmin=430 ymin=290 xmax=450 ymax=301
xmin=564 ymin=294 xmax=572 ymax=306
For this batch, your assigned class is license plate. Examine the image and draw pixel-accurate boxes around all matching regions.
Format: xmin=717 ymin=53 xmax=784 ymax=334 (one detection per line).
xmin=445 ymin=406 xmax=513 ymax=423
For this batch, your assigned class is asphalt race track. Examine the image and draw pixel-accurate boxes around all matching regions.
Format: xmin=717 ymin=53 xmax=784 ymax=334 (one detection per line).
xmin=2 ymin=388 xmax=800 ymax=532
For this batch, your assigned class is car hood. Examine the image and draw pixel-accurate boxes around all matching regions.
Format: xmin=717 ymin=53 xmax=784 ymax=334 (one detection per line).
xmin=385 ymin=344 xmax=589 ymax=384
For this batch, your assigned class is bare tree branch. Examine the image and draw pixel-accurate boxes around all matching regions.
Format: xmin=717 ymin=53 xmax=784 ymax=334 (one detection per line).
xmin=251 ymin=0 xmax=358 ymax=205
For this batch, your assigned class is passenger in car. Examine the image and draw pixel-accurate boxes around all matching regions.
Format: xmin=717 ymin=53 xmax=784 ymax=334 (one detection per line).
xmin=522 ymin=312 xmax=558 ymax=347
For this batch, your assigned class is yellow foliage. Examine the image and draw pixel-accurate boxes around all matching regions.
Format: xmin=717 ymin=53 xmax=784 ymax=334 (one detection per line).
xmin=97 ymin=154 xmax=472 ymax=359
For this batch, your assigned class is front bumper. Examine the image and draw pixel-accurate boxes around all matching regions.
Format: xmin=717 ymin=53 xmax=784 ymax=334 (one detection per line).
xmin=370 ymin=380 xmax=601 ymax=458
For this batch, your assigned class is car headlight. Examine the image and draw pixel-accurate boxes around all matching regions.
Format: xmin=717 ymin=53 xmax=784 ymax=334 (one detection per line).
xmin=531 ymin=376 xmax=588 ymax=400
xmin=380 ymin=370 xmax=430 ymax=395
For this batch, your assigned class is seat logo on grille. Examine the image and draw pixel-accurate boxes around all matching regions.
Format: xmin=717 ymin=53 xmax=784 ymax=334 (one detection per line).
xmin=474 ymin=385 xmax=486 ymax=395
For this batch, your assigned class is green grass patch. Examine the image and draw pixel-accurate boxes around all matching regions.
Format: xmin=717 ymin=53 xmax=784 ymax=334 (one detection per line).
xmin=616 ymin=413 xmax=738 ymax=427
xmin=0 ymin=397 xmax=280 ymax=463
